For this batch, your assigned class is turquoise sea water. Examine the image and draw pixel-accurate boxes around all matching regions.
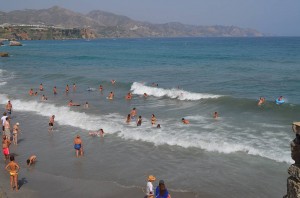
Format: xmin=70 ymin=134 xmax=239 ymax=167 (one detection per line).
xmin=0 ymin=37 xmax=300 ymax=197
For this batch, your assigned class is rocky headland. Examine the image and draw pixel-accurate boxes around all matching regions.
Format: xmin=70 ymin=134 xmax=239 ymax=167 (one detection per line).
xmin=0 ymin=6 xmax=265 ymax=40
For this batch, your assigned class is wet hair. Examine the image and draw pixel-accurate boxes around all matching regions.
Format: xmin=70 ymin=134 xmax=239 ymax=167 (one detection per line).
xmin=10 ymin=155 xmax=15 ymax=161
xmin=182 ymin=118 xmax=185 ymax=120
xmin=157 ymin=124 xmax=161 ymax=128
xmin=27 ymin=159 xmax=30 ymax=165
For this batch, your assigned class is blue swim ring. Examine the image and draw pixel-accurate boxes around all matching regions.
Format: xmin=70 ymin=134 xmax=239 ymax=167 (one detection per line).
xmin=275 ymin=99 xmax=285 ymax=105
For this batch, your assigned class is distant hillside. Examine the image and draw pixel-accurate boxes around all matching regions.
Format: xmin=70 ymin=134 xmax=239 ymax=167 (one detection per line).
xmin=0 ymin=6 xmax=264 ymax=40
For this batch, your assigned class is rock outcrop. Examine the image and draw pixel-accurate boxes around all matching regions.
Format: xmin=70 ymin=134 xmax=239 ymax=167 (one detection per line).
xmin=0 ymin=52 xmax=9 ymax=57
xmin=284 ymin=123 xmax=300 ymax=198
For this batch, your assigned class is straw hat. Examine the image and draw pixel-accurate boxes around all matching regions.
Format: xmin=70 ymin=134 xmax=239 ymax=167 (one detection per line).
xmin=293 ymin=122 xmax=300 ymax=127
xmin=148 ymin=175 xmax=156 ymax=181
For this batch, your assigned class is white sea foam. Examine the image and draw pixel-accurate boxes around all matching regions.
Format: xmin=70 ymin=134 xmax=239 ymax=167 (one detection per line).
xmin=0 ymin=82 xmax=7 ymax=86
xmin=130 ymin=82 xmax=222 ymax=101
xmin=0 ymin=93 xmax=292 ymax=163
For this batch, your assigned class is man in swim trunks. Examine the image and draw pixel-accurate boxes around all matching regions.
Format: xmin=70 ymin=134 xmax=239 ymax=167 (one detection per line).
xmin=2 ymin=135 xmax=11 ymax=160
xmin=5 ymin=155 xmax=20 ymax=191
xmin=1 ymin=112 xmax=7 ymax=133
xmin=4 ymin=117 xmax=11 ymax=140
xmin=6 ymin=100 xmax=12 ymax=115
xmin=49 ymin=115 xmax=55 ymax=132
xmin=74 ymin=135 xmax=83 ymax=158
xmin=12 ymin=122 xmax=20 ymax=145
xmin=27 ymin=155 xmax=37 ymax=167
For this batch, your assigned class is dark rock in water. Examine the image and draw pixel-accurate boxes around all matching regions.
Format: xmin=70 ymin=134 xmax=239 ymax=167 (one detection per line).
xmin=0 ymin=52 xmax=9 ymax=57
xmin=291 ymin=140 xmax=300 ymax=164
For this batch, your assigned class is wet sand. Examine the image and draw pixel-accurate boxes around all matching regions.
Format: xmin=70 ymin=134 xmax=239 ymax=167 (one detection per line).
xmin=0 ymin=111 xmax=200 ymax=198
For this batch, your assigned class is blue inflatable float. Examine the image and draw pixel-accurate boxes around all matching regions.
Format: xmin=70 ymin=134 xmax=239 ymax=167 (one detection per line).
xmin=275 ymin=99 xmax=285 ymax=105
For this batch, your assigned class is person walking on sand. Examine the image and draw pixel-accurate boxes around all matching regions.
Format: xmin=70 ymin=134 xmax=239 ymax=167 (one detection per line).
xmin=5 ymin=155 xmax=20 ymax=191
xmin=74 ymin=135 xmax=83 ymax=158
xmin=4 ymin=117 xmax=11 ymax=140
xmin=2 ymin=135 xmax=11 ymax=160
xmin=27 ymin=155 xmax=37 ymax=167
xmin=12 ymin=122 xmax=20 ymax=145
xmin=146 ymin=175 xmax=156 ymax=198
xmin=6 ymin=100 xmax=12 ymax=115
xmin=48 ymin=115 xmax=55 ymax=132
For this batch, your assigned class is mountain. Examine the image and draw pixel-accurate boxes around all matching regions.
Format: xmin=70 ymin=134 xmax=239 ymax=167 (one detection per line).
xmin=0 ymin=6 xmax=264 ymax=40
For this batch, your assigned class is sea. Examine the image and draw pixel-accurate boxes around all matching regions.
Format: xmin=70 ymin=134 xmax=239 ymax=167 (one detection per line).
xmin=0 ymin=37 xmax=299 ymax=197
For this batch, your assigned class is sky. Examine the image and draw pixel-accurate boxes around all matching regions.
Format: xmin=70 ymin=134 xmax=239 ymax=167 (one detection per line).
xmin=1 ymin=0 xmax=300 ymax=36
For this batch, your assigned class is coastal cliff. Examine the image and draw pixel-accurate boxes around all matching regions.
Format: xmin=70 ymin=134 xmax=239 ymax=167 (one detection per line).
xmin=0 ymin=6 xmax=265 ymax=40
xmin=285 ymin=124 xmax=300 ymax=198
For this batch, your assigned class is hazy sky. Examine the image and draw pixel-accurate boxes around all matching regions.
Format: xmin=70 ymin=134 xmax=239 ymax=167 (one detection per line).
xmin=1 ymin=0 xmax=300 ymax=36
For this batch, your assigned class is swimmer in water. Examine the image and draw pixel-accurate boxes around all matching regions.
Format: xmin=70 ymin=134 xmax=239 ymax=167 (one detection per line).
xmin=144 ymin=93 xmax=148 ymax=98
xmin=182 ymin=118 xmax=190 ymax=124
xmin=125 ymin=92 xmax=132 ymax=100
xmin=53 ymin=86 xmax=57 ymax=95
xmin=48 ymin=115 xmax=55 ymax=132
xmin=41 ymin=94 xmax=47 ymax=101
xmin=29 ymin=89 xmax=34 ymax=96
xmin=151 ymin=114 xmax=157 ymax=126
xmin=156 ymin=124 xmax=161 ymax=128
xmin=137 ymin=116 xmax=142 ymax=126
xmin=65 ymin=84 xmax=69 ymax=93
xmin=111 ymin=79 xmax=116 ymax=85
xmin=99 ymin=85 xmax=103 ymax=92
xmin=130 ymin=108 xmax=137 ymax=120
xmin=126 ymin=114 xmax=131 ymax=123
xmin=258 ymin=97 xmax=265 ymax=106
xmin=73 ymin=83 xmax=76 ymax=92
xmin=213 ymin=112 xmax=218 ymax=119
xmin=39 ymin=83 xmax=44 ymax=91
xmin=84 ymin=102 xmax=89 ymax=108
xmin=108 ymin=92 xmax=114 ymax=100
xmin=68 ymin=100 xmax=80 ymax=107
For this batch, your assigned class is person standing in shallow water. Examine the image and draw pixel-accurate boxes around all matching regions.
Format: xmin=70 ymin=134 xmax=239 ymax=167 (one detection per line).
xmin=48 ymin=115 xmax=55 ymax=132
xmin=74 ymin=135 xmax=83 ymax=158
xmin=155 ymin=180 xmax=171 ymax=198
xmin=137 ymin=116 xmax=142 ymax=126
xmin=12 ymin=122 xmax=20 ymax=145
xmin=5 ymin=155 xmax=20 ymax=191
xmin=2 ymin=135 xmax=11 ymax=161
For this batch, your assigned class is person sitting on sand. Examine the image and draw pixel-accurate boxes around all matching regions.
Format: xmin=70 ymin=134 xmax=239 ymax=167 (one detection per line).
xmin=27 ymin=155 xmax=37 ymax=167
xmin=155 ymin=180 xmax=171 ymax=198
xmin=5 ymin=156 xmax=20 ymax=191
xmin=182 ymin=118 xmax=190 ymax=124
xmin=146 ymin=175 xmax=156 ymax=198
xmin=74 ymin=135 xmax=83 ymax=158
xmin=68 ymin=100 xmax=80 ymax=107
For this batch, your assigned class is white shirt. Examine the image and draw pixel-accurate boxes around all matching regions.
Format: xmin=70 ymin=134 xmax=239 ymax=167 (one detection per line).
xmin=1 ymin=116 xmax=7 ymax=125
xmin=146 ymin=181 xmax=153 ymax=195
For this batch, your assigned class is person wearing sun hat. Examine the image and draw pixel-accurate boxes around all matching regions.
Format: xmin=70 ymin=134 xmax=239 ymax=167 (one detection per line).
xmin=12 ymin=122 xmax=20 ymax=145
xmin=146 ymin=175 xmax=156 ymax=198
